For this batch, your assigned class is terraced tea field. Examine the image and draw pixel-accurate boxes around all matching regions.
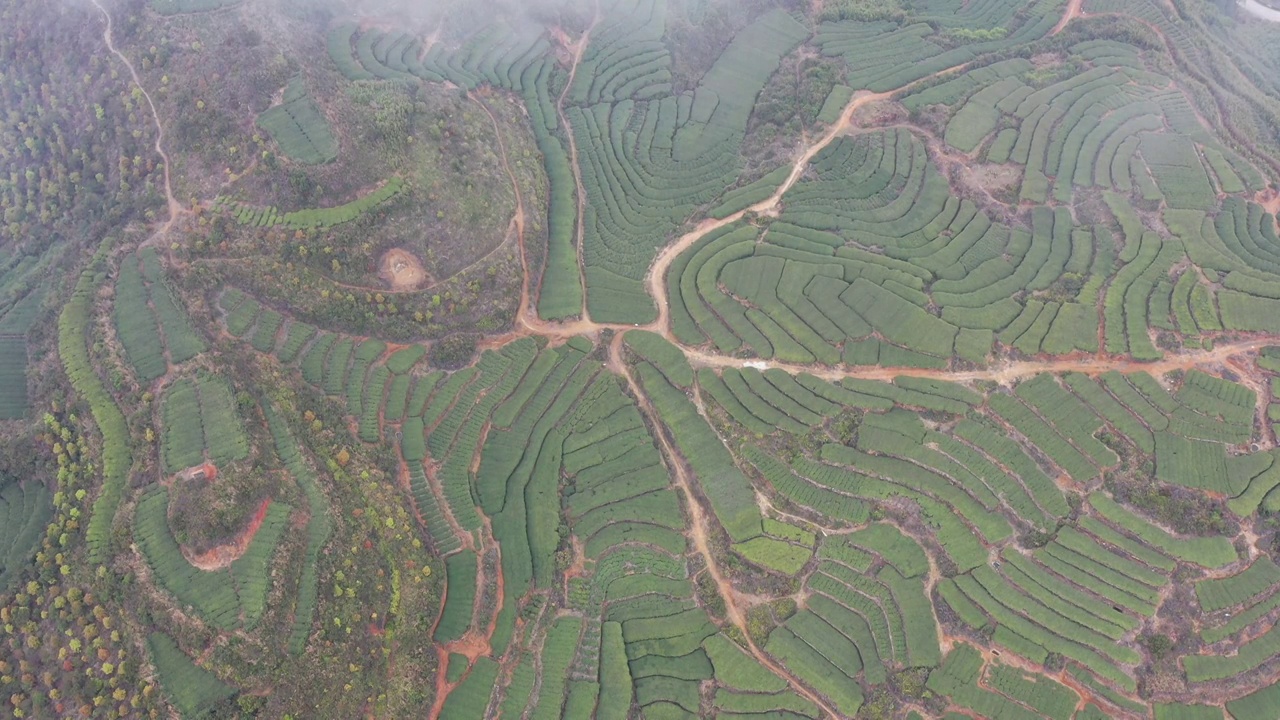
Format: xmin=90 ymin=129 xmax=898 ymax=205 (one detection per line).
xmin=19 ymin=0 xmax=1280 ymax=717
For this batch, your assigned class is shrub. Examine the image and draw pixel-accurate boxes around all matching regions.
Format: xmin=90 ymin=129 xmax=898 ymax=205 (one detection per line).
xmin=429 ymin=333 xmax=478 ymax=370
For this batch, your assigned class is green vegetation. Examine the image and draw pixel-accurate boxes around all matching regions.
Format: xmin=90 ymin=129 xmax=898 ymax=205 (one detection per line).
xmin=0 ymin=477 xmax=51 ymax=591
xmin=113 ymin=256 xmax=164 ymax=381
xmin=636 ymin=362 xmax=762 ymax=542
xmin=59 ymin=256 xmax=132 ymax=564
xmin=151 ymin=0 xmax=239 ymax=13
xmin=1090 ymin=493 xmax=1235 ymax=567
xmin=215 ymin=177 xmax=405 ymax=230
xmin=114 ymin=249 xmax=205 ymax=383
xmin=159 ymin=373 xmax=250 ymax=473
xmin=732 ymin=536 xmax=812 ymax=574
xmin=0 ymin=258 xmax=52 ymax=418
xmin=568 ymin=10 xmax=808 ymax=322
xmin=23 ymin=0 xmax=1280 ymax=716
xmin=263 ymin=404 xmax=332 ymax=653
xmin=438 ymin=657 xmax=498 ymax=718
xmin=257 ymin=76 xmax=338 ymax=164
xmin=930 ymin=644 xmax=1078 ymax=720
xmin=135 ymin=486 xmax=288 ymax=631
xmin=147 ymin=633 xmax=237 ymax=718
xmin=1196 ymin=557 xmax=1280 ymax=613
xmin=623 ymin=330 xmax=693 ymax=388
xmin=1229 ymin=683 xmax=1280 ymax=720
xmin=0 ymin=337 xmax=27 ymax=419
xmin=434 ymin=551 xmax=476 ymax=642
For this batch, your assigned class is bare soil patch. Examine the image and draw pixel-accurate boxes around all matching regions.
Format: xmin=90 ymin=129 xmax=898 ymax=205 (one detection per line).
xmin=968 ymin=163 xmax=1023 ymax=194
xmin=851 ymin=99 xmax=907 ymax=127
xmin=1255 ymin=188 xmax=1280 ymax=216
xmin=1031 ymin=52 xmax=1064 ymax=67
xmin=379 ymin=248 xmax=430 ymax=291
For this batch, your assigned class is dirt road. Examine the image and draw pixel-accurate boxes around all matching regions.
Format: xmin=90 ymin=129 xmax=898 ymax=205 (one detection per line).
xmin=611 ymin=340 xmax=839 ymax=718
xmin=684 ymin=337 xmax=1271 ymax=386
xmin=556 ymin=0 xmax=602 ymax=322
xmin=1052 ymin=0 xmax=1087 ymax=34
xmin=90 ymin=0 xmax=183 ymax=225
xmin=643 ymin=88 xmax=894 ymax=336
xmin=473 ymin=94 xmax=529 ymax=318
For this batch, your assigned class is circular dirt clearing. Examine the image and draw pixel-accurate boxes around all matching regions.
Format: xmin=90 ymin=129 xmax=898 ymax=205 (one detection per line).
xmin=380 ymin=248 xmax=430 ymax=291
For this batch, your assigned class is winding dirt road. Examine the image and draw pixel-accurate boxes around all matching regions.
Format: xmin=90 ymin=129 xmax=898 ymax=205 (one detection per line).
xmin=611 ymin=338 xmax=840 ymax=718
xmin=556 ymin=2 xmax=602 ymax=322
xmin=90 ymin=0 xmax=182 ymax=226
xmin=643 ymin=88 xmax=894 ymax=335
xmin=1052 ymin=0 xmax=1087 ymax=34
xmin=471 ymin=93 xmax=529 ymax=311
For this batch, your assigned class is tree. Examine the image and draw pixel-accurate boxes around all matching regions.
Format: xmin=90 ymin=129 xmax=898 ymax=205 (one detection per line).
xmin=1143 ymin=633 xmax=1174 ymax=659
